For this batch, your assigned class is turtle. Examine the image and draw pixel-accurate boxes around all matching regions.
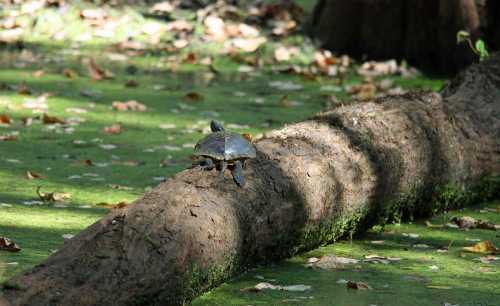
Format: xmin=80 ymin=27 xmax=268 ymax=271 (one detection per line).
xmin=193 ymin=120 xmax=256 ymax=187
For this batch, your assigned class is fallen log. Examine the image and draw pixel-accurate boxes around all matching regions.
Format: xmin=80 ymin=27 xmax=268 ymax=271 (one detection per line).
xmin=2 ymin=56 xmax=500 ymax=306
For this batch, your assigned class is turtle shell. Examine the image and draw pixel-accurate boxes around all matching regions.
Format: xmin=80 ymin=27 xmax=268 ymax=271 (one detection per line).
xmin=194 ymin=131 xmax=256 ymax=161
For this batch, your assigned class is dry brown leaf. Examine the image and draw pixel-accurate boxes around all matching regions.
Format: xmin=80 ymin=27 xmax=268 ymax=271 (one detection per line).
xmin=80 ymin=8 xmax=107 ymax=21
xmin=476 ymin=220 xmax=498 ymax=231
xmin=242 ymin=133 xmax=253 ymax=142
xmin=151 ymin=1 xmax=174 ymax=14
xmin=462 ymin=241 xmax=499 ymax=254
xmin=0 ymin=114 xmax=12 ymax=125
xmin=63 ymin=68 xmax=77 ymax=79
xmin=36 ymin=186 xmax=70 ymax=203
xmin=112 ymin=160 xmax=139 ymax=167
xmin=279 ymin=95 xmax=292 ymax=107
xmin=165 ymin=20 xmax=193 ymax=32
xmin=232 ymin=37 xmax=266 ymax=52
xmin=87 ymin=58 xmax=114 ymax=81
xmin=103 ymin=123 xmax=122 ymax=135
xmin=0 ymin=134 xmax=17 ymax=141
xmin=108 ymin=184 xmax=133 ymax=190
xmin=0 ymin=237 xmax=21 ymax=252
xmin=83 ymin=159 xmax=93 ymax=166
xmin=42 ymin=113 xmax=65 ymax=125
xmin=274 ymin=46 xmax=299 ymax=62
xmin=426 ymin=285 xmax=452 ymax=290
xmin=314 ymin=50 xmax=337 ymax=70
xmin=32 ymin=70 xmax=45 ymax=78
xmin=183 ymin=52 xmax=197 ymax=64
xmin=112 ymin=100 xmax=146 ymax=112
xmin=18 ymin=82 xmax=31 ymax=95
xmin=26 ymin=171 xmax=44 ymax=180
xmin=124 ymin=80 xmax=138 ymax=87
xmin=450 ymin=216 xmax=477 ymax=229
xmin=96 ymin=201 xmax=129 ymax=209
xmin=184 ymin=92 xmax=203 ymax=102
xmin=346 ymin=281 xmax=372 ymax=290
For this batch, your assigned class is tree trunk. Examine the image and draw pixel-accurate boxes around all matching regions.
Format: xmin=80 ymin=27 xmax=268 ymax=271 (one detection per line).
xmin=312 ymin=0 xmax=492 ymax=75
xmin=2 ymin=55 xmax=500 ymax=306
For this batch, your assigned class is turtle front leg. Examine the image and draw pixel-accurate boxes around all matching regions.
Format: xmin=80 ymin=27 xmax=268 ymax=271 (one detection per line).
xmin=219 ymin=160 xmax=227 ymax=179
xmin=198 ymin=158 xmax=215 ymax=171
xmin=231 ymin=160 xmax=245 ymax=187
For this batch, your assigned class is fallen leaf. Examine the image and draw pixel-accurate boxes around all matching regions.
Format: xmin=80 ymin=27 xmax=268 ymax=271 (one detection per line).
xmin=0 ymin=237 xmax=21 ymax=252
xmin=65 ymin=108 xmax=87 ymax=114
xmin=36 ymin=186 xmax=70 ymax=203
xmin=159 ymin=123 xmax=176 ymax=129
xmin=125 ymin=80 xmax=138 ymax=87
xmin=43 ymin=114 xmax=65 ymax=125
xmin=402 ymin=233 xmax=420 ymax=238
xmin=173 ymin=39 xmax=189 ymax=49
xmin=96 ymin=201 xmax=128 ymax=209
xmin=307 ymin=257 xmax=320 ymax=264
xmin=63 ymin=68 xmax=77 ymax=79
xmin=32 ymin=70 xmax=45 ymax=78
xmin=462 ymin=241 xmax=499 ymax=254
xmin=86 ymin=58 xmax=114 ymax=81
xmin=268 ymin=80 xmax=303 ymax=91
xmin=232 ymin=37 xmax=266 ymax=52
xmin=62 ymin=234 xmax=75 ymax=240
xmin=80 ymin=8 xmax=107 ymax=21
xmin=151 ymin=1 xmax=175 ymax=14
xmin=478 ymin=255 xmax=500 ymax=264
xmin=0 ymin=114 xmax=12 ymax=125
xmin=112 ymin=100 xmax=146 ymax=112
xmin=274 ymin=46 xmax=299 ymax=62
xmin=426 ymin=285 xmax=452 ymax=290
xmin=450 ymin=216 xmax=477 ymax=229
xmin=0 ymin=133 xmax=17 ymax=141
xmin=280 ymin=95 xmax=292 ymax=107
xmin=108 ymin=184 xmax=133 ymax=191
xmin=26 ymin=171 xmax=44 ymax=180
xmin=476 ymin=220 xmax=498 ymax=231
xmin=347 ymin=281 xmax=372 ymax=290
xmin=204 ymin=15 xmax=226 ymax=41
xmin=413 ymin=244 xmax=431 ymax=249
xmin=18 ymin=82 xmax=31 ymax=95
xmin=165 ymin=19 xmax=193 ymax=32
xmin=184 ymin=92 xmax=203 ymax=102
xmin=307 ymin=255 xmax=359 ymax=269
xmin=243 ymin=282 xmax=311 ymax=292
xmin=183 ymin=52 xmax=197 ymax=64
xmin=364 ymin=254 xmax=401 ymax=264
xmin=99 ymin=144 xmax=117 ymax=150
xmin=103 ymin=123 xmax=122 ymax=135
xmin=242 ymin=133 xmax=253 ymax=142
xmin=425 ymin=220 xmax=444 ymax=228
xmin=111 ymin=160 xmax=140 ymax=167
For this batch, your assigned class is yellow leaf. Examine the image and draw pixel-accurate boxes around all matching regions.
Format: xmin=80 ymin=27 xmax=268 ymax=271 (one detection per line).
xmin=462 ymin=241 xmax=498 ymax=254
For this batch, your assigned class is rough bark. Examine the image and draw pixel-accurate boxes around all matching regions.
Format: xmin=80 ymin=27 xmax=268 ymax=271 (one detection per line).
xmin=312 ymin=0 xmax=494 ymax=74
xmin=2 ymin=55 xmax=500 ymax=306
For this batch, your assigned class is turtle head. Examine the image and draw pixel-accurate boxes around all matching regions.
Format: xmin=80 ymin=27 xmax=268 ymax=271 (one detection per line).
xmin=210 ymin=120 xmax=225 ymax=132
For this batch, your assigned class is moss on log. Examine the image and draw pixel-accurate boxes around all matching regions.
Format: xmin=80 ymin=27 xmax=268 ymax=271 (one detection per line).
xmin=2 ymin=56 xmax=500 ymax=306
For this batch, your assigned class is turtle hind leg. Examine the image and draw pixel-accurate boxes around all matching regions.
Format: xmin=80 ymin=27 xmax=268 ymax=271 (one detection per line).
xmin=198 ymin=158 xmax=215 ymax=171
xmin=231 ymin=160 xmax=245 ymax=187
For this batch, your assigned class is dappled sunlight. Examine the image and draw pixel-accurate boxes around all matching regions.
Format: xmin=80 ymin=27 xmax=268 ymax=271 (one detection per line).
xmin=1 ymin=1 xmax=495 ymax=305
